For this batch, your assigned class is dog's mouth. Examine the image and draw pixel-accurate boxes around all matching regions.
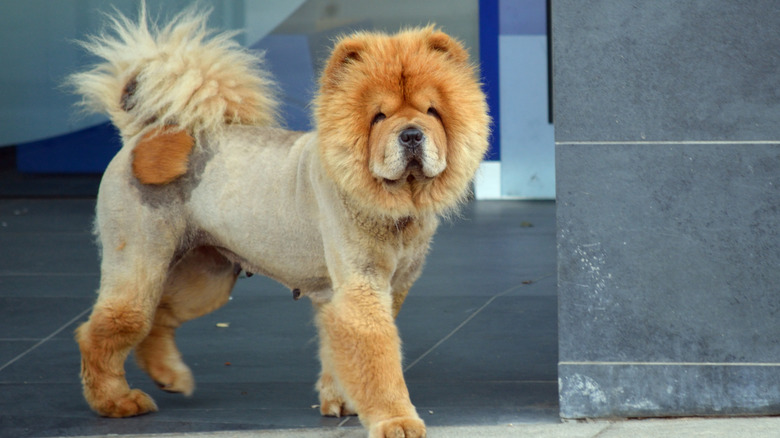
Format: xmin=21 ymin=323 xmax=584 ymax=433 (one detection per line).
xmin=383 ymin=160 xmax=431 ymax=186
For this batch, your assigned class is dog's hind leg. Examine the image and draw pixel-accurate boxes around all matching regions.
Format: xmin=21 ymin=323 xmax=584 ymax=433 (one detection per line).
xmin=76 ymin=243 xmax=174 ymax=417
xmin=134 ymin=247 xmax=237 ymax=395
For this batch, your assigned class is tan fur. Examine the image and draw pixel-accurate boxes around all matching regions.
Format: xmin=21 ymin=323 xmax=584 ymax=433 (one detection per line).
xmin=316 ymin=285 xmax=420 ymax=430
xmin=134 ymin=247 xmax=236 ymax=394
xmin=76 ymin=292 xmax=160 ymax=417
xmin=315 ymin=26 xmax=490 ymax=218
xmin=316 ymin=336 xmax=358 ymax=418
xmin=132 ymin=128 xmax=194 ymax=185
xmin=67 ymin=2 xmax=277 ymax=141
xmin=392 ymin=289 xmax=410 ymax=318
xmin=70 ymin=6 xmax=488 ymax=438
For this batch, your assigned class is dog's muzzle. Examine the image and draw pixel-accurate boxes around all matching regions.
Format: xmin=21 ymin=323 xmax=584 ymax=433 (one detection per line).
xmin=379 ymin=126 xmax=442 ymax=186
xmin=399 ymin=127 xmax=424 ymax=159
xmin=399 ymin=127 xmax=427 ymax=181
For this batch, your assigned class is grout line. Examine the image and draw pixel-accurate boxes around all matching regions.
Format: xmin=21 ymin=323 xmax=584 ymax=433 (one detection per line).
xmin=0 ymin=338 xmax=43 ymax=342
xmin=556 ymin=140 xmax=780 ymax=145
xmin=0 ymin=272 xmax=98 ymax=277
xmin=403 ymin=273 xmax=555 ymax=373
xmin=559 ymin=361 xmax=780 ymax=367
xmin=0 ymin=306 xmax=91 ymax=373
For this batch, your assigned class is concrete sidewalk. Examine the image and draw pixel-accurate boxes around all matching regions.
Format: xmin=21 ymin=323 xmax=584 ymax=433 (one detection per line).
xmin=68 ymin=417 xmax=780 ymax=438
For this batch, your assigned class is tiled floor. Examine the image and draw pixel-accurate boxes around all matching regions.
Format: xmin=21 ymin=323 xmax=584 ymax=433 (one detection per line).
xmin=0 ymin=173 xmax=558 ymax=438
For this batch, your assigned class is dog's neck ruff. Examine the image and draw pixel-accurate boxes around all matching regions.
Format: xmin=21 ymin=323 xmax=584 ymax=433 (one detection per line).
xmin=339 ymin=191 xmax=426 ymax=240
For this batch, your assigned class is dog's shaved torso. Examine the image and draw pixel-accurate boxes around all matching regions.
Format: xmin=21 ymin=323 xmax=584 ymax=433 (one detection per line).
xmin=100 ymin=125 xmax=436 ymax=304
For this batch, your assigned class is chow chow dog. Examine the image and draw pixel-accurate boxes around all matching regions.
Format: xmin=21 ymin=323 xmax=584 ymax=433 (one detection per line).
xmin=69 ymin=4 xmax=488 ymax=437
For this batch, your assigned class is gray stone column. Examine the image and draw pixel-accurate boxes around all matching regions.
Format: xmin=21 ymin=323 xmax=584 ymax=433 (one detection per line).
xmin=553 ymin=0 xmax=780 ymax=418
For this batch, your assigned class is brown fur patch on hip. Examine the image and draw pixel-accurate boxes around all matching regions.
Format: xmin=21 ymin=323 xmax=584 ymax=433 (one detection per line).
xmin=132 ymin=128 xmax=195 ymax=185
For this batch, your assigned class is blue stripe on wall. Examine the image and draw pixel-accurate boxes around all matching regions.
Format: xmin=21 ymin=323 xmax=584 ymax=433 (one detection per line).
xmin=500 ymin=0 xmax=548 ymax=35
xmin=479 ymin=0 xmax=501 ymax=161
xmin=16 ymin=122 xmax=120 ymax=173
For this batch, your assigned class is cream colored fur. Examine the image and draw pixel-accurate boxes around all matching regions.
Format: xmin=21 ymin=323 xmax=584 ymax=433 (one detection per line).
xmin=68 ymin=3 xmax=277 ymax=140
xmin=71 ymin=5 xmax=488 ymax=438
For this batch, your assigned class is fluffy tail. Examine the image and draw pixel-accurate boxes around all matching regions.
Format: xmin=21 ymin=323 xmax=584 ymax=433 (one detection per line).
xmin=68 ymin=3 xmax=278 ymax=140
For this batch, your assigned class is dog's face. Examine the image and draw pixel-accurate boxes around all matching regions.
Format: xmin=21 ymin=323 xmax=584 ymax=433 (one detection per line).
xmin=315 ymin=27 xmax=490 ymax=218
xmin=367 ymin=87 xmax=447 ymax=186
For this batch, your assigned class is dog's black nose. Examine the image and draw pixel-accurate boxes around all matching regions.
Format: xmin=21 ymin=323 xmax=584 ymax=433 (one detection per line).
xmin=399 ymin=128 xmax=424 ymax=152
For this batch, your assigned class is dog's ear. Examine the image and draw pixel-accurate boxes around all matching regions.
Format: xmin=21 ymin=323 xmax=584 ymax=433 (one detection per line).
xmin=427 ymin=30 xmax=469 ymax=64
xmin=320 ymin=37 xmax=366 ymax=90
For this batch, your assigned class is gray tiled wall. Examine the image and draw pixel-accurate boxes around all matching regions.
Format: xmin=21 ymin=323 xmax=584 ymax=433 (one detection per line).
xmin=553 ymin=0 xmax=780 ymax=418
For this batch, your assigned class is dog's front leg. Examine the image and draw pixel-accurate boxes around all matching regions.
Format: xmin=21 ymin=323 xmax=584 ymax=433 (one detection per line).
xmin=316 ymin=282 xmax=425 ymax=438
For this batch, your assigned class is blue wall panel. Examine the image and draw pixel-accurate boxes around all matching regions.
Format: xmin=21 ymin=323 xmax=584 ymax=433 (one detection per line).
xmin=17 ymin=122 xmax=120 ymax=173
xmin=479 ymin=0 xmax=501 ymax=161
xmin=499 ymin=0 xmax=547 ymax=35
xmin=499 ymin=35 xmax=554 ymax=198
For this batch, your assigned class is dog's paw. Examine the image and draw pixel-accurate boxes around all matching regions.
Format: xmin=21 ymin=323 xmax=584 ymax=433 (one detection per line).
xmin=316 ymin=373 xmax=356 ymax=417
xmin=92 ymin=388 xmax=158 ymax=418
xmin=136 ymin=349 xmax=195 ymax=396
xmin=319 ymin=395 xmax=357 ymax=417
xmin=150 ymin=362 xmax=195 ymax=396
xmin=369 ymin=417 xmax=426 ymax=438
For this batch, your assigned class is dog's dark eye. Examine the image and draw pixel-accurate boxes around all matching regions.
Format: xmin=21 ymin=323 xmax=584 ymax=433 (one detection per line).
xmin=371 ymin=112 xmax=386 ymax=125
xmin=427 ymin=107 xmax=441 ymax=120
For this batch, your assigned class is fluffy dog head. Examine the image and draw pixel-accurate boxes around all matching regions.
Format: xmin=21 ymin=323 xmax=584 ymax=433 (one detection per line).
xmin=314 ymin=26 xmax=490 ymax=218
